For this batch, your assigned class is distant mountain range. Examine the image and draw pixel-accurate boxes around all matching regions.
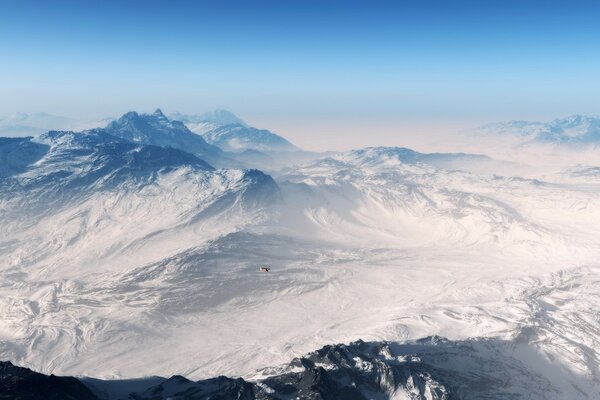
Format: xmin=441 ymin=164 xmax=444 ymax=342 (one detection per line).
xmin=472 ymin=114 xmax=600 ymax=145
xmin=170 ymin=109 xmax=249 ymax=127
xmin=0 ymin=112 xmax=74 ymax=137
xmin=4 ymin=111 xmax=600 ymax=151
xmin=0 ymin=109 xmax=306 ymax=168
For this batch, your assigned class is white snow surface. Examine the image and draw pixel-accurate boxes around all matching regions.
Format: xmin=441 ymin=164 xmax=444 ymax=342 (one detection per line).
xmin=1 ymin=132 xmax=600 ymax=398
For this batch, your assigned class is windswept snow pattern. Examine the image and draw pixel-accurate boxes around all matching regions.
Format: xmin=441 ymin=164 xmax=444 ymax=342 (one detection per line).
xmin=1 ymin=115 xmax=600 ymax=398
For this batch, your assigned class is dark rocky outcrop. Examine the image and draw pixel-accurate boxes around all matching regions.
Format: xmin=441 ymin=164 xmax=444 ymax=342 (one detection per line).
xmin=0 ymin=361 xmax=99 ymax=400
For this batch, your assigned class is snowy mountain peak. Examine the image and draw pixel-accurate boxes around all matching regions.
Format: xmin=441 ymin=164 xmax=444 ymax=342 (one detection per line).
xmin=197 ymin=109 xmax=248 ymax=127
xmin=106 ymin=111 xmax=195 ymax=139
xmin=118 ymin=111 xmax=140 ymax=122
xmin=170 ymin=109 xmax=248 ymax=127
xmin=152 ymin=108 xmax=166 ymax=118
xmin=101 ymin=110 xmax=227 ymax=167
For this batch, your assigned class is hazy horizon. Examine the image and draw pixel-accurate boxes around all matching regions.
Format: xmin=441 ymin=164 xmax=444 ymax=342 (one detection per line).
xmin=2 ymin=0 xmax=600 ymax=150
xmin=2 ymin=107 xmax=598 ymax=152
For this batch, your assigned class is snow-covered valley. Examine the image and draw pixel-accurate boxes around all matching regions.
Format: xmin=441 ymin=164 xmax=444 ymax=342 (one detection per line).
xmin=1 ymin=111 xmax=600 ymax=398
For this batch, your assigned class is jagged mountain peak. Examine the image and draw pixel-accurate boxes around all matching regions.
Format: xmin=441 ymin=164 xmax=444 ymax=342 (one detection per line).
xmin=153 ymin=108 xmax=166 ymax=118
xmin=99 ymin=110 xmax=229 ymax=166
xmin=121 ymin=111 xmax=139 ymax=119
xmin=112 ymin=110 xmax=181 ymax=128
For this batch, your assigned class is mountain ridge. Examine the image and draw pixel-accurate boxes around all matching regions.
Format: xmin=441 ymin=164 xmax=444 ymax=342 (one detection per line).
xmin=472 ymin=114 xmax=600 ymax=145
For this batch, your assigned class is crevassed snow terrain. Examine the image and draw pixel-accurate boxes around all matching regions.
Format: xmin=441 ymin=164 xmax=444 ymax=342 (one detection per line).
xmin=1 ymin=113 xmax=600 ymax=398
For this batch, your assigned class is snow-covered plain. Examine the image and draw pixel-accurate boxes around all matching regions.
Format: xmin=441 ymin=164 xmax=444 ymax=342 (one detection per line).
xmin=1 ymin=113 xmax=600 ymax=398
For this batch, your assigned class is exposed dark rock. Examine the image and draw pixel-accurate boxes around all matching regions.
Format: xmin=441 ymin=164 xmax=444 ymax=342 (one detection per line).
xmin=0 ymin=361 xmax=99 ymax=400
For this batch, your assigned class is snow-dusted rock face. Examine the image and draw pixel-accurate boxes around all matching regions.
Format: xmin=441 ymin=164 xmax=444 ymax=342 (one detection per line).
xmin=0 ymin=137 xmax=49 ymax=177
xmin=101 ymin=109 xmax=228 ymax=167
xmin=2 ymin=130 xmax=214 ymax=211
xmin=0 ymin=361 xmax=99 ymax=400
xmin=5 ymin=335 xmax=584 ymax=399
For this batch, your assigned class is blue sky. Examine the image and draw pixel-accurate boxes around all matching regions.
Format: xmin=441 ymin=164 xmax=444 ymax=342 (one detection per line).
xmin=2 ymin=0 xmax=600 ymax=149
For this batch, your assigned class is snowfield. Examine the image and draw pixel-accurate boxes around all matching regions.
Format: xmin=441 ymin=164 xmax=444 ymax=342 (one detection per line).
xmin=1 ymin=113 xmax=600 ymax=398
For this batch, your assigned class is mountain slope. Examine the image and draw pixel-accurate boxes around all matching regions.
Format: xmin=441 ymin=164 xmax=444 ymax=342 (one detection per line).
xmin=171 ymin=109 xmax=301 ymax=154
xmin=1 ymin=130 xmax=214 ymax=211
xmin=0 ymin=129 xmax=280 ymax=279
xmin=200 ymin=123 xmax=299 ymax=153
xmin=273 ymin=147 xmax=553 ymax=250
xmin=0 ymin=137 xmax=49 ymax=177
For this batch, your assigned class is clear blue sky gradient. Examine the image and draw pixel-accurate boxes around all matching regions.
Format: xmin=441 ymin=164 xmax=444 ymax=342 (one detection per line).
xmin=2 ymin=0 xmax=600 ymax=148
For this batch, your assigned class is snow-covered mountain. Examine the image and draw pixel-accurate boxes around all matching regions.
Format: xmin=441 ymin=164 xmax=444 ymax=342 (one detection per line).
xmin=6 ymin=336 xmax=571 ymax=399
xmin=171 ymin=109 xmax=301 ymax=154
xmin=0 ymin=128 xmax=279 ymax=280
xmin=276 ymin=149 xmax=551 ymax=248
xmin=200 ymin=123 xmax=299 ymax=153
xmin=332 ymin=146 xmax=508 ymax=173
xmin=0 ymin=137 xmax=49 ymax=177
xmin=171 ymin=109 xmax=249 ymax=127
xmin=2 ymin=114 xmax=600 ymax=398
xmin=99 ymin=109 xmax=231 ymax=167
xmin=473 ymin=114 xmax=600 ymax=145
